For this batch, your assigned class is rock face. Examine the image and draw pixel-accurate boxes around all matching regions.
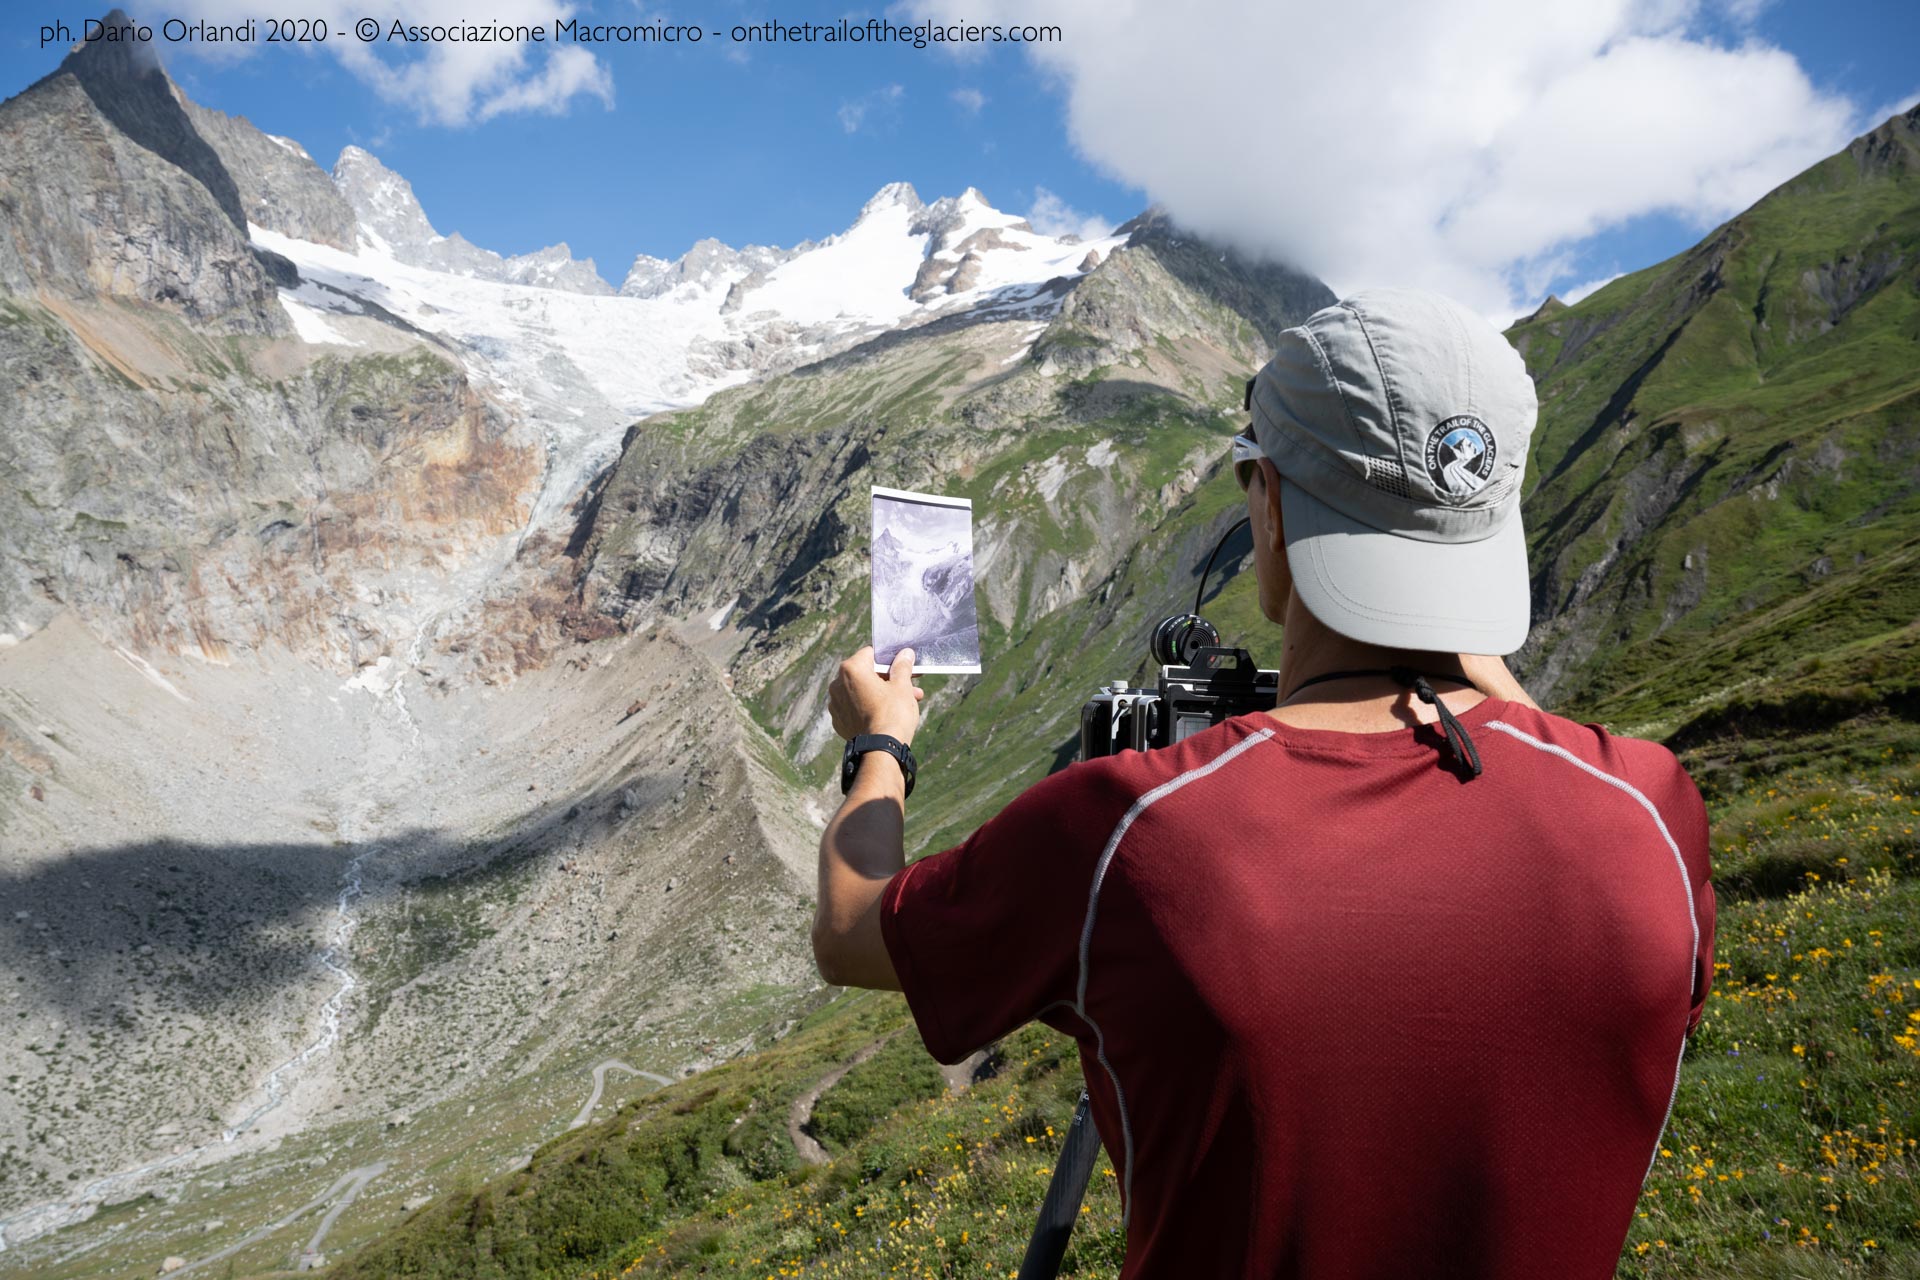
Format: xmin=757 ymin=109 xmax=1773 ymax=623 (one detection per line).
xmin=906 ymin=190 xmax=1042 ymax=301
xmin=0 ymin=28 xmax=843 ymax=1257
xmin=1112 ymin=207 xmax=1338 ymax=349
xmin=1031 ymin=212 xmax=1335 ymax=378
xmin=0 ymin=308 xmax=540 ymax=663
xmin=0 ymin=14 xmax=282 ymax=331
xmin=180 ymin=98 xmax=357 ymax=250
xmin=331 ymin=147 xmax=614 ymax=294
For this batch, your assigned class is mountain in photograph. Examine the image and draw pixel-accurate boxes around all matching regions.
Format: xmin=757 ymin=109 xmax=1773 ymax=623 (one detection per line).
xmin=0 ymin=11 xmax=1914 ymax=1277
xmin=870 ymin=499 xmax=980 ymax=669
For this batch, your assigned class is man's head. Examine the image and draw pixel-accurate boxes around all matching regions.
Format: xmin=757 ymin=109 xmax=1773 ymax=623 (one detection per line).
xmin=1238 ymin=288 xmax=1538 ymax=656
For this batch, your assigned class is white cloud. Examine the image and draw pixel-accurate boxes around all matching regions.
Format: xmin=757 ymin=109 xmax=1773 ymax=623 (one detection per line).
xmin=1715 ymin=0 xmax=1773 ymax=25
xmin=473 ymin=45 xmax=613 ymax=122
xmin=1561 ymin=271 xmax=1624 ymax=305
xmin=1026 ymin=187 xmax=1111 ymax=240
xmin=902 ymin=0 xmax=1870 ymax=316
xmin=951 ymin=87 xmax=987 ymax=115
xmin=1862 ymin=88 xmax=1920 ymax=130
xmin=152 ymin=0 xmax=616 ymax=126
xmin=839 ymin=83 xmax=906 ymax=134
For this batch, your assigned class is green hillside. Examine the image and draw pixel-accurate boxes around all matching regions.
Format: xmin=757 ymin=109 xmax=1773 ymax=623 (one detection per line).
xmin=327 ymin=110 xmax=1920 ymax=1279
xmin=1508 ymin=104 xmax=1920 ymax=741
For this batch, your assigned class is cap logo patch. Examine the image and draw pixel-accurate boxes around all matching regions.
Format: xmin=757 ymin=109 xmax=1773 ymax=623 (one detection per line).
xmin=1423 ymin=415 xmax=1497 ymax=497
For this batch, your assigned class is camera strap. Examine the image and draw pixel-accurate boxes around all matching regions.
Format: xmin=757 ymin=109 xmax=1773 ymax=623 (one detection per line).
xmin=1284 ymin=667 xmax=1484 ymax=779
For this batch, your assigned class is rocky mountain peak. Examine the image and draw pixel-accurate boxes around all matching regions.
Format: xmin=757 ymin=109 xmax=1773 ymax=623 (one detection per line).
xmin=908 ymin=187 xmax=1033 ymax=262
xmin=45 ymin=9 xmax=247 ymax=233
xmin=856 ymin=181 xmax=925 ymax=222
xmin=55 ymin=8 xmax=157 ymax=75
xmin=1849 ymin=99 xmax=1920 ymax=178
xmin=1040 ymin=207 xmax=1335 ymax=364
xmin=620 ymin=236 xmax=797 ymax=300
xmin=331 ymin=146 xmax=437 ymax=254
xmin=0 ymin=11 xmax=282 ymax=327
xmin=619 ymin=252 xmax=676 ymax=298
xmin=181 ymin=98 xmax=357 ymax=250
xmin=1525 ymin=294 xmax=1569 ymax=323
xmin=330 ymin=145 xmax=611 ymax=293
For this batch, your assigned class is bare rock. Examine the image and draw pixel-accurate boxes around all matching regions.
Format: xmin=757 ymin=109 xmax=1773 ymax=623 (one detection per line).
xmin=947 ymin=252 xmax=986 ymax=294
xmin=0 ymin=21 xmax=282 ymax=331
xmin=181 ymin=98 xmax=356 ymax=251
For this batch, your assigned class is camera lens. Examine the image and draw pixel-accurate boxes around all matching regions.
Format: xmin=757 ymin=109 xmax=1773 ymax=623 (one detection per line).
xmin=1151 ymin=613 xmax=1220 ymax=667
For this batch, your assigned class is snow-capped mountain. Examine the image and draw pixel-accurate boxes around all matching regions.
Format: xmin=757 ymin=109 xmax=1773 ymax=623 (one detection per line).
xmin=266 ymin=152 xmax=1127 ymax=528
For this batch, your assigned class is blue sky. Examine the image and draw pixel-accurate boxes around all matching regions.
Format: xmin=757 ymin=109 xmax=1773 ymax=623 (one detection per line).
xmin=2 ymin=1 xmax=1915 ymax=308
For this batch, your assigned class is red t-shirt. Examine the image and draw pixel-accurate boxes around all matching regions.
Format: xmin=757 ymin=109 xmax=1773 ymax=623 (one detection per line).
xmin=880 ymin=698 xmax=1715 ymax=1279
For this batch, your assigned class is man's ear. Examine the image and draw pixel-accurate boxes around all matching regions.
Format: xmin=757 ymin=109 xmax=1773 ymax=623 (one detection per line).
xmin=1258 ymin=458 xmax=1286 ymax=555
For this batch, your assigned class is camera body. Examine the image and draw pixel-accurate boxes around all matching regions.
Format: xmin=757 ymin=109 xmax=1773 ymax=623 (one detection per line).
xmin=1079 ymin=610 xmax=1280 ymax=759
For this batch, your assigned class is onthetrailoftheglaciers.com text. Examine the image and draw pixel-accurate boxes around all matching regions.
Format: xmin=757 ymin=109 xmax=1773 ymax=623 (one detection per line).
xmin=38 ymin=15 xmax=1063 ymax=49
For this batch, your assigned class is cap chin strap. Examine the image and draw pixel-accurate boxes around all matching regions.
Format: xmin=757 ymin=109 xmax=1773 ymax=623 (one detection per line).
xmin=1283 ymin=667 xmax=1484 ymax=779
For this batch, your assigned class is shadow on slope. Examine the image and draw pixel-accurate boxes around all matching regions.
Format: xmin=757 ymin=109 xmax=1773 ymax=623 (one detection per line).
xmin=0 ymin=781 xmax=666 ymax=1021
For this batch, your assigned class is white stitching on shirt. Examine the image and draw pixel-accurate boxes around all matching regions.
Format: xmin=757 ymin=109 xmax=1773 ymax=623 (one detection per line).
xmin=1075 ymin=728 xmax=1275 ymax=1227
xmin=1484 ymin=720 xmax=1700 ymax=1187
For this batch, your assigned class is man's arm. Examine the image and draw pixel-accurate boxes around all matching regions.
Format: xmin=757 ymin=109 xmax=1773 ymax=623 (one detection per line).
xmin=811 ymin=646 xmax=922 ymax=989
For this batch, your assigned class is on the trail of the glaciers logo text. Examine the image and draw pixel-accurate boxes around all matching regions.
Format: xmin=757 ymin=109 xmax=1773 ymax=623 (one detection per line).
xmin=1423 ymin=415 xmax=1498 ymax=497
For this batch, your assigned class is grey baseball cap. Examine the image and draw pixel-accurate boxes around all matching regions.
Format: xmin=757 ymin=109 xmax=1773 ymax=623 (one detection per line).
xmin=1248 ymin=287 xmax=1536 ymax=655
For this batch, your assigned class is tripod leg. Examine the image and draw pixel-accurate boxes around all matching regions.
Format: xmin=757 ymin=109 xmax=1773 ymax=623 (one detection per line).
xmin=1016 ymin=1092 xmax=1103 ymax=1280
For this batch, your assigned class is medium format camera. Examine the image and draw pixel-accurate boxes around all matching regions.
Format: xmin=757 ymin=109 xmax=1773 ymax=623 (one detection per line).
xmin=1079 ymin=519 xmax=1279 ymax=759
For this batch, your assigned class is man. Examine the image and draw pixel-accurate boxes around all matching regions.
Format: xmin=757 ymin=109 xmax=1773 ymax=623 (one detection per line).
xmin=815 ymin=288 xmax=1715 ymax=1278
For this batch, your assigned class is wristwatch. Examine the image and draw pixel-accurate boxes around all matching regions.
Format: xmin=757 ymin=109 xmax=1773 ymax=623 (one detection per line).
xmin=841 ymin=733 xmax=917 ymax=798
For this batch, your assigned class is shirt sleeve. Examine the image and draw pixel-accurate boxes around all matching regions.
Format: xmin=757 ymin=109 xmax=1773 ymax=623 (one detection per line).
xmin=1620 ymin=737 xmax=1716 ymax=1036
xmin=880 ymin=758 xmax=1135 ymax=1064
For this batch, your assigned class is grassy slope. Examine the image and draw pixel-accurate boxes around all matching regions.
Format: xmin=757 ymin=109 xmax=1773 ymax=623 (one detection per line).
xmin=325 ymin=116 xmax=1920 ymax=1279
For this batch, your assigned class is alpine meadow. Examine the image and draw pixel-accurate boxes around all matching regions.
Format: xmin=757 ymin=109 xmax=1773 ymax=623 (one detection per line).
xmin=0 ymin=13 xmax=1916 ymax=1280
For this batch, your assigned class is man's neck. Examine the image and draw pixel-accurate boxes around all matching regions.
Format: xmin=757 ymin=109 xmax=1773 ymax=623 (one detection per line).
xmin=1266 ymin=593 xmax=1478 ymax=731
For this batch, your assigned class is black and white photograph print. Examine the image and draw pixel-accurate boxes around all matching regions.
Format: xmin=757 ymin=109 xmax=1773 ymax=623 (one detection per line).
xmin=870 ymin=486 xmax=982 ymax=674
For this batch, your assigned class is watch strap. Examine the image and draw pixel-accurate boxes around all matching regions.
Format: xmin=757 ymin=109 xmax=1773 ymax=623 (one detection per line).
xmin=842 ymin=733 xmax=916 ymax=798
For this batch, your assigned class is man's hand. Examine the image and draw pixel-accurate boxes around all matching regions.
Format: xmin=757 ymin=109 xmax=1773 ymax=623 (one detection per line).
xmin=828 ymin=646 xmax=925 ymax=743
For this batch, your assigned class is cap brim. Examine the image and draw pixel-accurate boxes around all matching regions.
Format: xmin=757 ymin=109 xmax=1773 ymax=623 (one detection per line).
xmin=1280 ymin=476 xmax=1530 ymax=655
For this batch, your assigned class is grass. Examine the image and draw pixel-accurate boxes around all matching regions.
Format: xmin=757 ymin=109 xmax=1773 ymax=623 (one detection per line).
xmin=1617 ymin=727 xmax=1920 ymax=1276
xmin=804 ymin=1033 xmax=945 ymax=1158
